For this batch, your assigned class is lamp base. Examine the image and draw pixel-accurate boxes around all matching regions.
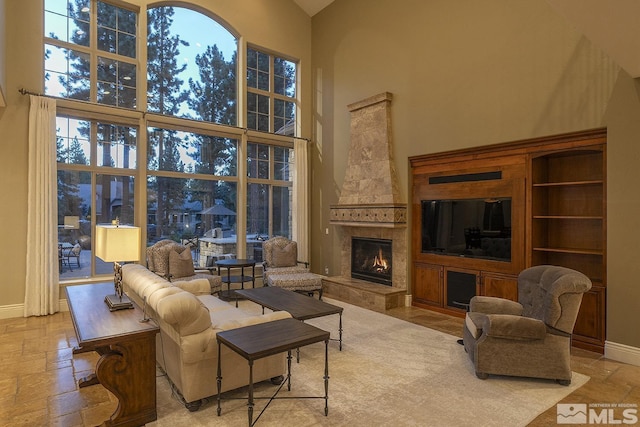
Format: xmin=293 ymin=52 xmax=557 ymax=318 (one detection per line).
xmin=105 ymin=294 xmax=134 ymax=311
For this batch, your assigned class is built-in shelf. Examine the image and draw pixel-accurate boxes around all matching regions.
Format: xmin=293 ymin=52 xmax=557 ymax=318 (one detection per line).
xmin=533 ymin=215 xmax=603 ymax=220
xmin=532 ymin=247 xmax=603 ymax=255
xmin=532 ymin=180 xmax=603 ymax=187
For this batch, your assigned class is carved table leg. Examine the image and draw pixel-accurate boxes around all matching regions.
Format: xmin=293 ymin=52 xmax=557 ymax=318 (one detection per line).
xmin=94 ymin=335 xmax=157 ymax=426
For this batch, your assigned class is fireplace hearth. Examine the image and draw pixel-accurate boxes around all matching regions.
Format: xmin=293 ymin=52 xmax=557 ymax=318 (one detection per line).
xmin=351 ymin=237 xmax=392 ymax=286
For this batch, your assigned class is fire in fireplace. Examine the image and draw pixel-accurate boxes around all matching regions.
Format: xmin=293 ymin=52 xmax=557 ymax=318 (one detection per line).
xmin=351 ymin=237 xmax=392 ymax=286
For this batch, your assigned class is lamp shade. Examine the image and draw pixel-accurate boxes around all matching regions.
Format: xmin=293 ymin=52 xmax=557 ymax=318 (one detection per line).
xmin=95 ymin=225 xmax=141 ymax=262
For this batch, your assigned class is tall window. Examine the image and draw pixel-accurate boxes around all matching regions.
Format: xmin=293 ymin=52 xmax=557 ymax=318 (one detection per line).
xmin=146 ymin=127 xmax=238 ymax=247
xmin=247 ymin=47 xmax=297 ymax=136
xmin=46 ymin=1 xmax=300 ymax=281
xmin=246 ymin=142 xmax=293 ymax=241
xmin=56 ymin=115 xmax=137 ymax=279
xmin=45 ymin=0 xmax=137 ymax=107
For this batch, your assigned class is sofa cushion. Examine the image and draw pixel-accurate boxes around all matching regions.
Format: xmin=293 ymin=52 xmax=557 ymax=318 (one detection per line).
xmin=156 ymin=291 xmax=212 ymax=336
xmin=171 ymin=278 xmax=211 ymax=296
xmin=148 ymin=286 xmax=182 ymax=311
xmin=271 ymin=241 xmax=297 ymax=267
xmin=122 ymin=263 xmax=170 ymax=299
xmin=169 ymin=248 xmax=195 ymax=278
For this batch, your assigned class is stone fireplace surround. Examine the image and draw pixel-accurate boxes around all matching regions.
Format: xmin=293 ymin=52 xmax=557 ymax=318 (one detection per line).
xmin=323 ymin=92 xmax=407 ymax=311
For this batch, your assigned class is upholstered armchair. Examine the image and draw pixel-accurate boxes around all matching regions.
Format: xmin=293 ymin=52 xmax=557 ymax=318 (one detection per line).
xmin=146 ymin=239 xmax=222 ymax=294
xmin=463 ymin=265 xmax=591 ymax=385
xmin=261 ymin=236 xmax=323 ymax=298
xmin=262 ymin=236 xmax=309 ymax=279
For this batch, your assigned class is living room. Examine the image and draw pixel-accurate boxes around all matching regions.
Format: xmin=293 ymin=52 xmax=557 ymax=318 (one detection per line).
xmin=1 ymin=0 xmax=640 ymax=425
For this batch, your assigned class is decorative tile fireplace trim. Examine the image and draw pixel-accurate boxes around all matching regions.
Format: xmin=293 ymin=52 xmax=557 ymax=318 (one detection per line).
xmin=329 ymin=203 xmax=407 ymax=227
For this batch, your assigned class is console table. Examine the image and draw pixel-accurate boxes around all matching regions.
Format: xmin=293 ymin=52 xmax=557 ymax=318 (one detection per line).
xmin=65 ymin=283 xmax=159 ymax=426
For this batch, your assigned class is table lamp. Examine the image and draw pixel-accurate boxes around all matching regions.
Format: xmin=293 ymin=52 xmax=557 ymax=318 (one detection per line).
xmin=95 ymin=223 xmax=140 ymax=311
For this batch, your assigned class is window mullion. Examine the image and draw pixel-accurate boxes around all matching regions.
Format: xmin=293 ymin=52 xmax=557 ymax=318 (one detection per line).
xmin=90 ymin=0 xmax=98 ymax=103
xmin=269 ymin=55 xmax=275 ymax=133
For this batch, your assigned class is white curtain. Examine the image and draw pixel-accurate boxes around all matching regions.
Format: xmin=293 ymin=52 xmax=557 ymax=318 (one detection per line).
xmin=292 ymin=138 xmax=310 ymax=263
xmin=24 ymin=95 xmax=59 ymax=316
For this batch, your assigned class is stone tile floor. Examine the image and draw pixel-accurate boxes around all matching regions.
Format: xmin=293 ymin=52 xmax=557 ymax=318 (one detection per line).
xmin=0 ymin=305 xmax=638 ymax=425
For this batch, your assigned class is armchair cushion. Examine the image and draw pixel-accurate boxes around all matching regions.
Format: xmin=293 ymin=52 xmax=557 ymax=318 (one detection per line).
xmin=169 ymin=248 xmax=195 ymax=278
xmin=146 ymin=239 xmax=176 ymax=273
xmin=470 ymin=295 xmax=523 ymax=316
xmin=150 ymin=241 xmax=182 ymax=276
xmin=482 ymin=314 xmax=547 ymax=340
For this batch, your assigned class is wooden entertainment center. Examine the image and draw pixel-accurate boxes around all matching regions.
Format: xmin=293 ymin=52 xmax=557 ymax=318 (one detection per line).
xmin=410 ymin=128 xmax=606 ymax=353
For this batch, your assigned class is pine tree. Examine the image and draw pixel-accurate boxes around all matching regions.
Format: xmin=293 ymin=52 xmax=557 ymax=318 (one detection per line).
xmin=186 ymin=45 xmax=238 ymax=229
xmin=147 ymin=6 xmax=189 ymax=239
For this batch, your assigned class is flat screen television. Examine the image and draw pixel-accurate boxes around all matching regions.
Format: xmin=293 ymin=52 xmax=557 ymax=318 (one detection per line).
xmin=421 ymin=198 xmax=512 ymax=262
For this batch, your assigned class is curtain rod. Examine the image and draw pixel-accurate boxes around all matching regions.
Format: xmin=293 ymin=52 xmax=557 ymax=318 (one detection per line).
xmin=19 ymin=88 xmax=47 ymax=97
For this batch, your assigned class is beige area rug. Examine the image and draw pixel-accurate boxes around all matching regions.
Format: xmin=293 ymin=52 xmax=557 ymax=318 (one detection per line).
xmin=149 ymin=298 xmax=589 ymax=427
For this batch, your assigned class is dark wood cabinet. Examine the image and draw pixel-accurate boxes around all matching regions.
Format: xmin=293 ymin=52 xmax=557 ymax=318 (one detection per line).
xmin=410 ymin=128 xmax=607 ymax=352
xmin=413 ymin=263 xmax=443 ymax=307
xmin=481 ymin=272 xmax=518 ymax=301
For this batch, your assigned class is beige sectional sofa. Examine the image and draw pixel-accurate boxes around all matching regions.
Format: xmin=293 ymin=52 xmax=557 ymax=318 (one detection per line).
xmin=121 ymin=263 xmax=291 ymax=411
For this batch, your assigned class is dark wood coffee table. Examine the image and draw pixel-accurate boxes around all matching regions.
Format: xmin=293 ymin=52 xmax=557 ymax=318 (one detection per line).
xmin=236 ymin=286 xmax=344 ymax=352
xmin=216 ymin=318 xmax=330 ymax=426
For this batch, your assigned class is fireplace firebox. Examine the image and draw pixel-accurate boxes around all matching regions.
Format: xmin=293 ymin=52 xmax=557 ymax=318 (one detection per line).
xmin=351 ymin=237 xmax=392 ymax=286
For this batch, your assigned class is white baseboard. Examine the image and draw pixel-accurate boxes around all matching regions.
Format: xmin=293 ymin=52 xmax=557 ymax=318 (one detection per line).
xmin=0 ymin=300 xmax=69 ymax=319
xmin=605 ymin=340 xmax=640 ymax=367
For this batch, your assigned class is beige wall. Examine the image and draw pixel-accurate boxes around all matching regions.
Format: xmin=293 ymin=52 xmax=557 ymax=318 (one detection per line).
xmin=0 ymin=1 xmax=311 ymax=306
xmin=310 ymin=0 xmax=639 ymax=348
xmin=0 ymin=0 xmax=5 ymax=106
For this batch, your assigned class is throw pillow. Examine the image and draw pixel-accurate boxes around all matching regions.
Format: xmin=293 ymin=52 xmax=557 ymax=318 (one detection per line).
xmin=169 ymin=248 xmax=195 ymax=278
xmin=271 ymin=241 xmax=297 ymax=267
xmin=149 ymin=241 xmax=181 ymax=275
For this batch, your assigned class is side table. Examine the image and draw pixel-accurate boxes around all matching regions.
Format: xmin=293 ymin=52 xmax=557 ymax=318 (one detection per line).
xmin=216 ymin=258 xmax=256 ymax=304
xmin=216 ymin=318 xmax=330 ymax=426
